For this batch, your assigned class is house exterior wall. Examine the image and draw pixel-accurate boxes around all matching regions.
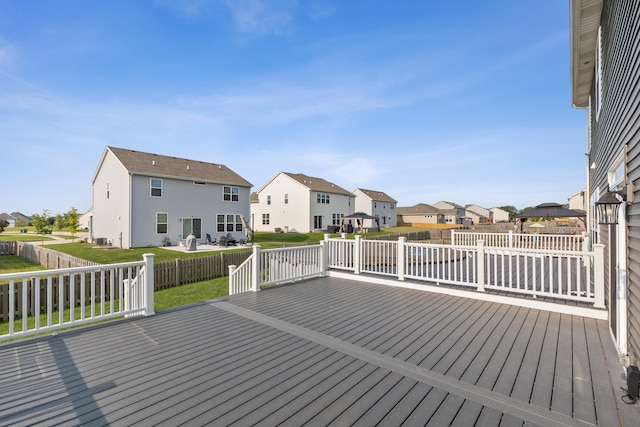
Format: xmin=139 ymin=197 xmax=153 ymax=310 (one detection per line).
xmin=400 ymin=214 xmax=441 ymax=225
xmin=310 ymin=191 xmax=353 ymax=232
xmin=129 ymin=175 xmax=250 ymax=247
xmin=353 ymin=189 xmax=397 ymax=228
xmin=490 ymin=208 xmax=510 ymax=223
xmin=585 ymin=0 xmax=640 ymax=363
xmin=251 ymin=174 xmax=311 ymax=233
xmin=92 ymin=150 xmax=131 ymax=247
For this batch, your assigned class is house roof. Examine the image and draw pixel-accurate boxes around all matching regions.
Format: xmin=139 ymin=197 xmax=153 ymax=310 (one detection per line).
xmin=434 ymin=201 xmax=464 ymax=210
xmin=570 ymin=0 xmax=603 ymax=108
xmin=281 ymin=172 xmax=352 ymax=196
xmin=100 ymin=146 xmax=252 ymax=187
xmin=0 ymin=213 xmax=14 ymax=221
xmin=354 ymin=188 xmax=397 ymax=203
xmin=10 ymin=212 xmax=32 ymax=222
xmin=397 ymin=203 xmax=440 ymax=215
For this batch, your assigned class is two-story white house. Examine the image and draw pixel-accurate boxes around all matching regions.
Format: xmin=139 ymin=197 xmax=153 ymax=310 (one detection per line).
xmin=251 ymin=172 xmax=353 ymax=233
xmin=352 ymin=188 xmax=397 ymax=229
xmin=90 ymin=146 xmax=252 ymax=248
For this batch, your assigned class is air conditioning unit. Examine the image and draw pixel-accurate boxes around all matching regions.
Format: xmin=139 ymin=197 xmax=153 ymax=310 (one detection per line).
xmin=95 ymin=237 xmax=107 ymax=245
xmin=628 ymin=365 xmax=639 ymax=400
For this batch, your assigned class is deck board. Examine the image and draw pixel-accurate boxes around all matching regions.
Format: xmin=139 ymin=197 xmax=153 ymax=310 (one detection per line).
xmin=0 ymin=275 xmax=637 ymax=426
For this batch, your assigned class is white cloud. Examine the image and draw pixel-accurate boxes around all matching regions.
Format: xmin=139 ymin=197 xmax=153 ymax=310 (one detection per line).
xmin=222 ymin=0 xmax=296 ymax=35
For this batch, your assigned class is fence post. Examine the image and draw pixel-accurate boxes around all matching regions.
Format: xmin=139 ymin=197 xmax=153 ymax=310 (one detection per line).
xmin=354 ymin=235 xmax=362 ymax=275
xmin=508 ymin=230 xmax=513 ymax=248
xmin=476 ymin=240 xmax=485 ymax=292
xmin=252 ymin=244 xmax=261 ymax=292
xmin=593 ymin=244 xmax=605 ymax=309
xmin=451 ymin=229 xmax=456 ymax=245
xmin=397 ymin=237 xmax=405 ymax=281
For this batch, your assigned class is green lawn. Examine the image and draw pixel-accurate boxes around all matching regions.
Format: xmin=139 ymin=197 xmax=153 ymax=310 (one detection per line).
xmin=0 ymin=255 xmax=44 ymax=274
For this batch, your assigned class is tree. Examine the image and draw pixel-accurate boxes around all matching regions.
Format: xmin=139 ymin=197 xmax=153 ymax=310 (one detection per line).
xmin=0 ymin=219 xmax=8 ymax=233
xmin=31 ymin=210 xmax=50 ymax=242
xmin=67 ymin=207 xmax=79 ymax=241
xmin=54 ymin=214 xmax=66 ymax=231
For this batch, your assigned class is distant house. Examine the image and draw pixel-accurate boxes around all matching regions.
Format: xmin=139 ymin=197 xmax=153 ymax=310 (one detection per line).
xmin=568 ymin=189 xmax=587 ymax=212
xmin=352 ymin=188 xmax=397 ymax=228
xmin=91 ymin=146 xmax=252 ymax=248
xmin=571 ymin=0 xmax=640 ymax=362
xmin=397 ymin=203 xmax=444 ymax=225
xmin=490 ymin=207 xmax=510 ymax=223
xmin=0 ymin=213 xmax=16 ymax=227
xmin=465 ymin=204 xmax=492 ymax=224
xmin=433 ymin=201 xmax=465 ymax=224
xmin=251 ymin=172 xmax=353 ymax=233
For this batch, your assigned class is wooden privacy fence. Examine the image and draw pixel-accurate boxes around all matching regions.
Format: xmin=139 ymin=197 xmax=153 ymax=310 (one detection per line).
xmin=15 ymin=241 xmax=99 ymax=269
xmin=153 ymin=250 xmax=252 ymax=290
xmin=0 ymin=241 xmax=16 ymax=255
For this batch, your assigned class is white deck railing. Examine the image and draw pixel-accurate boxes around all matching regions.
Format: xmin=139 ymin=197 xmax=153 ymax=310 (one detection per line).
xmin=229 ymin=235 xmax=605 ymax=309
xmin=452 ymin=230 xmax=587 ymax=251
xmin=0 ymin=254 xmax=155 ymax=342
xmin=229 ymin=244 xmax=325 ymax=294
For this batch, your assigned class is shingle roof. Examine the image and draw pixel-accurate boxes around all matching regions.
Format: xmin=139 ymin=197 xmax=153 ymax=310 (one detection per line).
xmin=107 ymin=146 xmax=252 ymax=187
xmin=354 ymin=188 xmax=397 ymax=203
xmin=282 ymin=172 xmax=351 ymax=195
xmin=397 ymin=203 xmax=440 ymax=215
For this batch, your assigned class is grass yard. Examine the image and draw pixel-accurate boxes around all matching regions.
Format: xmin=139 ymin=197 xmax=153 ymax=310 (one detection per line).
xmin=0 ymin=255 xmax=44 ymax=274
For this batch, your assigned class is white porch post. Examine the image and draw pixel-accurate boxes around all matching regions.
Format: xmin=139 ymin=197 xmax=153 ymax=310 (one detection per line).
xmin=397 ymin=237 xmax=406 ymax=281
xmin=593 ymin=243 xmax=605 ymax=309
xmin=228 ymin=264 xmax=236 ymax=295
xmin=476 ymin=240 xmax=485 ymax=292
xmin=143 ymin=253 xmax=155 ymax=316
xmin=354 ymin=235 xmax=362 ymax=275
xmin=319 ymin=240 xmax=327 ymax=277
xmin=252 ymin=244 xmax=261 ymax=292
xmin=451 ymin=229 xmax=456 ymax=245
xmin=508 ymin=230 xmax=513 ymax=248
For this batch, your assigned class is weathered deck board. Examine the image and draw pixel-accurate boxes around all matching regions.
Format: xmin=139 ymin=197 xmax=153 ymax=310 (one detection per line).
xmin=0 ymin=276 xmax=637 ymax=426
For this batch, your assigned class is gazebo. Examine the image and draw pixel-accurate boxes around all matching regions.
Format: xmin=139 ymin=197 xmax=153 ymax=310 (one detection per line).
xmin=514 ymin=202 xmax=586 ymax=232
xmin=340 ymin=212 xmax=379 ymax=233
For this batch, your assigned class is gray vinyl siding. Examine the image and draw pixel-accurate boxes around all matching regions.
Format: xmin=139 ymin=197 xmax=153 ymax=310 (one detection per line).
xmin=588 ymin=0 xmax=640 ymax=362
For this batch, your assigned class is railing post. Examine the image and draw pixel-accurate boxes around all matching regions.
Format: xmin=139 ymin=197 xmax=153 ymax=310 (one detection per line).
xmin=324 ymin=233 xmax=331 ymax=241
xmin=228 ymin=265 xmax=236 ymax=295
xmin=451 ymin=229 xmax=456 ymax=246
xmin=508 ymin=230 xmax=513 ymax=248
xmin=476 ymin=240 xmax=485 ymax=292
xmin=252 ymin=244 xmax=261 ymax=292
xmin=593 ymin=244 xmax=605 ymax=309
xmin=319 ymin=240 xmax=328 ymax=277
xmin=143 ymin=253 xmax=155 ymax=316
xmin=397 ymin=237 xmax=405 ymax=281
xmin=354 ymin=235 xmax=362 ymax=275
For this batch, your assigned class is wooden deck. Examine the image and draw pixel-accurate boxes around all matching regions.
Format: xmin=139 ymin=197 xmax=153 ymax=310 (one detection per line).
xmin=1 ymin=276 xmax=638 ymax=426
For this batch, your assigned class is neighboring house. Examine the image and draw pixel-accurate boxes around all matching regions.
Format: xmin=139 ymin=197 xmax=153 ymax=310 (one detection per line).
xmin=432 ymin=201 xmax=465 ymax=224
xmin=251 ymin=172 xmax=353 ymax=233
xmin=79 ymin=208 xmax=93 ymax=230
xmin=91 ymin=146 xmax=252 ymax=248
xmin=571 ymin=0 xmax=639 ymax=363
xmin=569 ymin=189 xmax=587 ymax=212
xmin=397 ymin=203 xmax=444 ymax=225
xmin=8 ymin=212 xmax=32 ymax=227
xmin=0 ymin=213 xmax=15 ymax=227
xmin=465 ymin=204 xmax=492 ymax=224
xmin=490 ymin=207 xmax=510 ymax=223
xmin=352 ymin=188 xmax=397 ymax=228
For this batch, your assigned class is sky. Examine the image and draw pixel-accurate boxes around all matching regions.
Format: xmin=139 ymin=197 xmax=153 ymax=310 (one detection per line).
xmin=0 ymin=0 xmax=588 ymax=217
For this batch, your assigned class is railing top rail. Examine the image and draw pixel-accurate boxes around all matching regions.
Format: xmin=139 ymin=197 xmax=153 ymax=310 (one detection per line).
xmin=261 ymin=244 xmax=322 ymax=254
xmin=0 ymin=259 xmax=147 ymax=281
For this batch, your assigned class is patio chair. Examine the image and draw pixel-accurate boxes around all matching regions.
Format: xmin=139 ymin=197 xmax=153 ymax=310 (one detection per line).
xmin=226 ymin=233 xmax=237 ymax=246
xmin=219 ymin=235 xmax=228 ymax=247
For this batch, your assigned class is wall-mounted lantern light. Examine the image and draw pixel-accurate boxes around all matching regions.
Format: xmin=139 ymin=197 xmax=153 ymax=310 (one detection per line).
xmin=596 ymin=190 xmax=625 ymax=224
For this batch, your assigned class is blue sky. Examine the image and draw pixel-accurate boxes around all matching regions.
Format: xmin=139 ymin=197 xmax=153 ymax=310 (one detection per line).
xmin=0 ymin=0 xmax=586 ymax=216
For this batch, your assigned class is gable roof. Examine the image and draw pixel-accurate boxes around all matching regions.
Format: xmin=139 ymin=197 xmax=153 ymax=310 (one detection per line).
xmin=281 ymin=172 xmax=352 ymax=196
xmin=515 ymin=203 xmax=586 ymax=219
xmin=434 ymin=201 xmax=464 ymax=210
xmin=96 ymin=146 xmax=252 ymax=187
xmin=397 ymin=203 xmax=440 ymax=215
xmin=354 ymin=188 xmax=397 ymax=203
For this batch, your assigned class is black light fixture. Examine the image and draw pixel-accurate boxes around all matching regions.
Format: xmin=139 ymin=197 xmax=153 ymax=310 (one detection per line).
xmin=596 ymin=190 xmax=624 ymax=224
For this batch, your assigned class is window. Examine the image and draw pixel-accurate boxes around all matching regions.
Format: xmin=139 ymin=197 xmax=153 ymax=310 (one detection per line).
xmin=217 ymin=214 xmax=243 ymax=232
xmin=332 ymin=213 xmax=344 ymax=225
xmin=608 ymin=153 xmax=625 ymax=191
xmin=223 ymin=186 xmax=239 ymax=202
xmin=374 ymin=202 xmax=377 ymax=208
xmin=182 ymin=217 xmax=202 ymax=238
xmin=267 ymin=195 xmax=271 ymax=205
xmin=151 ymin=178 xmax=162 ymax=197
xmin=156 ymin=213 xmax=168 ymax=234
xmin=313 ymin=215 xmax=323 ymax=229
xmin=262 ymin=213 xmax=270 ymax=225
xmin=193 ymin=181 xmax=206 ymax=186
xmin=317 ymin=193 xmax=330 ymax=204
xmin=390 ymin=203 xmax=394 ymax=210
xmin=106 ymin=182 xmax=110 ymax=199
xmin=284 ymin=194 xmax=288 ymax=204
